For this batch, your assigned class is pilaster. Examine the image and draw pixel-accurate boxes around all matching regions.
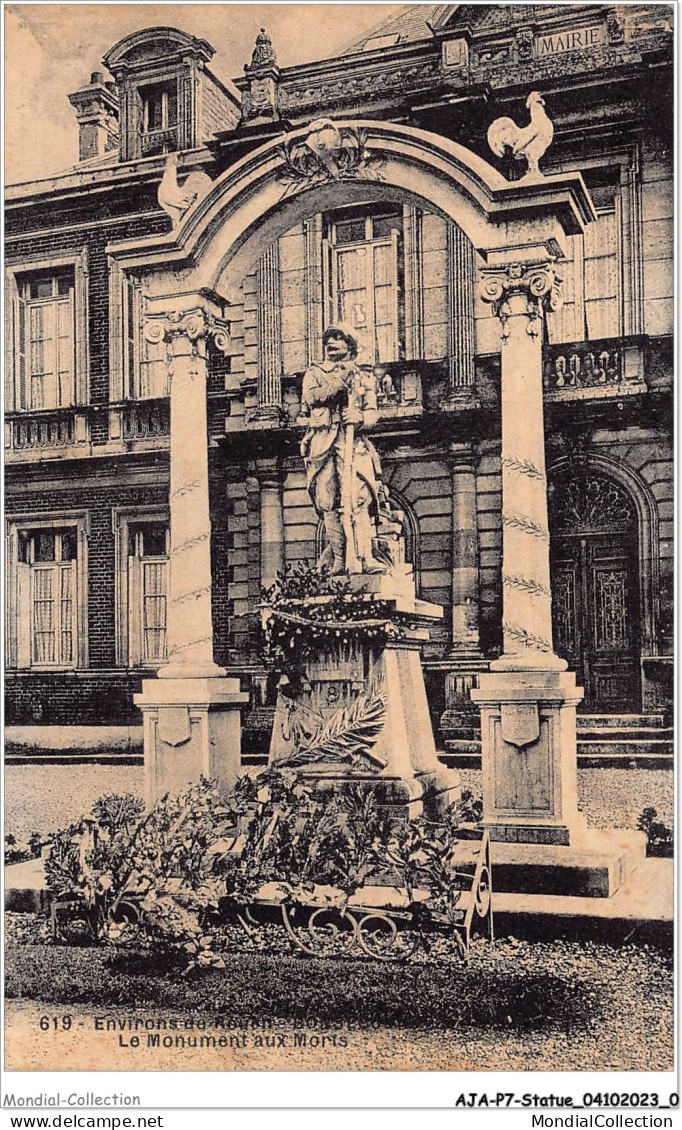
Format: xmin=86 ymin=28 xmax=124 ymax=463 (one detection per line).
xmin=257 ymin=458 xmax=285 ymax=590
xmin=249 ymin=243 xmax=284 ymax=425
xmin=443 ymin=224 xmax=477 ymax=409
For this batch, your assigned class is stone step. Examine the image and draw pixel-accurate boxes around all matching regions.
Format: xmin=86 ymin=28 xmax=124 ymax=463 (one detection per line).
xmin=492 ymin=857 xmax=672 ymax=946
xmin=441 ymin=736 xmax=674 ymax=766
xmin=490 ymin=828 xmax=646 ymax=898
xmin=577 ymin=726 xmax=673 ymax=741
xmin=577 ymin=714 xmax=667 ymax=729
xmin=577 ymin=739 xmax=673 ymax=758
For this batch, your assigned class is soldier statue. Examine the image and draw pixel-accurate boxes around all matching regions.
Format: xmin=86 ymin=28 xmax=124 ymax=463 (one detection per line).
xmin=300 ymin=326 xmax=387 ymax=574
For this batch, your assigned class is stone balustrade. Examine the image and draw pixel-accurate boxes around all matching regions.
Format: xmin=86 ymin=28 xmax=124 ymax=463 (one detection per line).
xmin=121 ymin=398 xmax=171 ymax=442
xmin=543 ymin=337 xmax=646 ymax=400
xmin=5 ymin=409 xmax=90 ymax=462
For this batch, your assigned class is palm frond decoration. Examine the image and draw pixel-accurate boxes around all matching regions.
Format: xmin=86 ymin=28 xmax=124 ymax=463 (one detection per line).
xmin=276 ymin=678 xmax=387 ymax=771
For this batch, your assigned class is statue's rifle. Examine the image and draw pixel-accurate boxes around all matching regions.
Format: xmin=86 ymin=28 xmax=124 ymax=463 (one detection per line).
xmin=341 ymin=370 xmax=361 ymax=572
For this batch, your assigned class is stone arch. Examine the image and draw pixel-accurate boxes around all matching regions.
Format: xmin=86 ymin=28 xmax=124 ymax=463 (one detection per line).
xmin=113 ymin=118 xmax=594 ymax=300
xmin=548 ymin=453 xmax=659 ymax=653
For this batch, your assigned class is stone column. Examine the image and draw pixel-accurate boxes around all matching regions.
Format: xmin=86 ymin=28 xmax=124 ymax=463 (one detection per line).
xmin=471 ymin=252 xmax=585 ymax=846
xmin=258 ymin=459 xmax=285 ymax=590
xmin=135 ymin=303 xmax=248 ymax=803
xmin=440 ymin=442 xmax=488 ymax=749
xmin=479 ymin=257 xmax=566 ymax=672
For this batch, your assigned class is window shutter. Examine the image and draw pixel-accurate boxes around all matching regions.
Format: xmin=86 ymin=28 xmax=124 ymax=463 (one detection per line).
xmin=128 ymin=553 xmax=142 ymax=665
xmin=390 ymin=227 xmax=400 ymax=360
xmin=16 ymin=561 xmax=32 ymax=668
xmin=14 ymin=294 xmax=27 ymax=410
xmin=124 ymin=276 xmax=140 ymax=399
xmin=59 ymin=561 xmax=76 ymax=665
xmin=142 ymin=558 xmax=168 ymax=661
xmin=321 ymin=238 xmax=332 ymax=330
xmin=58 ymin=291 xmax=76 ymax=407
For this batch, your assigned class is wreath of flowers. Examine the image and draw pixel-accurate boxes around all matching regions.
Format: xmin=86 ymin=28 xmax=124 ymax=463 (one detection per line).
xmin=260 ymin=565 xmax=404 ymax=682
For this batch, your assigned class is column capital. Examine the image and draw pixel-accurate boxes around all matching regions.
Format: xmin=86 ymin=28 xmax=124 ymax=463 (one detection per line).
xmin=255 ymin=456 xmax=285 ymax=488
xmin=143 ymin=306 xmax=231 ymax=356
xmin=448 ymin=441 xmax=478 ymax=471
xmin=479 ymin=259 xmax=562 ymax=340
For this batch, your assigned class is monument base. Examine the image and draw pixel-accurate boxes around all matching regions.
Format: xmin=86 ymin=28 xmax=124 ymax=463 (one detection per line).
xmin=471 ymin=667 xmax=585 ymax=846
xmin=135 ymin=676 xmax=249 ymax=806
xmin=490 ymin=828 xmax=647 ymax=898
xmin=267 ymin=579 xmax=460 ymax=819
xmin=470 ymin=665 xmax=648 ymax=898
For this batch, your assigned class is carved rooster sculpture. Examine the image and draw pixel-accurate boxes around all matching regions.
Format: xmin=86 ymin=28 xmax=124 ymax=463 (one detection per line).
xmin=487 ymin=91 xmax=554 ymax=179
xmin=158 ymin=152 xmax=213 ymax=227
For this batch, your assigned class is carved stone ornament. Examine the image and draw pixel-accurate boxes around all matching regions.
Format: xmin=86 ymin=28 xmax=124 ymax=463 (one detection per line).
xmin=250 ymin=26 xmax=277 ymax=69
xmin=500 ymin=703 xmax=541 ymax=750
xmin=242 ymin=28 xmax=280 ymax=123
xmin=277 ymin=120 xmax=385 ymax=196
xmin=158 ymin=706 xmax=192 ymax=747
xmin=157 ymin=154 xmax=213 ymax=227
xmin=143 ymin=308 xmax=231 ymax=355
xmin=606 ymin=9 xmax=625 ymax=44
xmin=487 ymin=91 xmax=554 ymax=179
xmin=516 ymin=28 xmax=534 ymax=61
xmin=479 ymin=261 xmax=562 ymax=337
xmin=273 ymin=677 xmax=387 ymax=772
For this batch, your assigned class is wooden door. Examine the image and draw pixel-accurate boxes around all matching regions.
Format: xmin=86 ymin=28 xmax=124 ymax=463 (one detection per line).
xmin=550 ymin=471 xmax=641 ymax=712
xmin=552 ymin=535 xmax=640 ymax=711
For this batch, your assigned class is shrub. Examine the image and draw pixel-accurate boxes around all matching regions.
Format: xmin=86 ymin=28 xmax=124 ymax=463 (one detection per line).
xmin=637 ymin=807 xmax=673 ymax=858
xmin=5 ymin=832 xmax=45 ymax=866
xmin=44 ymin=772 xmax=484 ymax=969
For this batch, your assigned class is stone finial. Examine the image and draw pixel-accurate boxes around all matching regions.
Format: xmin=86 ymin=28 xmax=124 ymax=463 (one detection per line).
xmin=242 ymin=27 xmax=280 ymax=124
xmin=250 ymin=27 xmax=277 ymax=70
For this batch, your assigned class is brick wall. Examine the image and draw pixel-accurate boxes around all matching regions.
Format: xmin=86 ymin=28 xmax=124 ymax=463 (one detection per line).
xmin=200 ymin=73 xmax=239 ymax=139
xmin=5 ymin=467 xmax=169 ymax=724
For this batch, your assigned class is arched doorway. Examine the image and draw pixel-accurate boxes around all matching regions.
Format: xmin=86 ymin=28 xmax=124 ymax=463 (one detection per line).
xmin=549 ymin=470 xmax=641 ymax=712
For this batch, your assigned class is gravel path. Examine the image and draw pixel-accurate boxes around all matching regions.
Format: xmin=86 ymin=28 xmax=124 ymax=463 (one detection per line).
xmin=5 ymin=765 xmax=673 ymax=841
xmin=4 ymin=937 xmax=673 ymax=1072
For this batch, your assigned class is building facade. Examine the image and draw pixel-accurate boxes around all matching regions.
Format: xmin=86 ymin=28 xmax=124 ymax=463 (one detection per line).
xmin=5 ymin=4 xmax=674 ymax=763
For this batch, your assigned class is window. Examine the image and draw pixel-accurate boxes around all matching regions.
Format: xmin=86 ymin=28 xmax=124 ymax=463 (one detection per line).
xmin=18 ymin=272 xmax=75 ymax=411
xmin=324 ymin=206 xmax=404 ymax=364
xmin=6 ymin=252 xmax=89 ymax=414
xmin=548 ymin=174 xmax=623 ymax=345
xmin=112 ymin=509 xmax=169 ymax=667
xmin=140 ymin=81 xmax=179 ymax=155
xmin=6 ymin=515 xmax=88 ymax=670
xmin=109 ymin=265 xmax=168 ymax=401
xmin=128 ymin=522 xmax=169 ymax=665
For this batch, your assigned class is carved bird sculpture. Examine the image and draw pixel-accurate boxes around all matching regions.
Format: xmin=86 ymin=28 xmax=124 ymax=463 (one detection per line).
xmin=158 ymin=152 xmax=213 ymax=227
xmin=487 ymin=91 xmax=554 ymax=179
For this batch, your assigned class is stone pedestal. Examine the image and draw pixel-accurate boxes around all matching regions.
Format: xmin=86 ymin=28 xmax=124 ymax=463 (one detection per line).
xmin=135 ymin=677 xmax=249 ymax=807
xmin=268 ymin=576 xmax=460 ymax=817
xmin=471 ymin=668 xmax=585 ymax=845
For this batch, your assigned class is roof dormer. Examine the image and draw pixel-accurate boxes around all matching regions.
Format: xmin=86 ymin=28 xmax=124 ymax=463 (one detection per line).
xmin=102 ymin=27 xmax=239 ymax=162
